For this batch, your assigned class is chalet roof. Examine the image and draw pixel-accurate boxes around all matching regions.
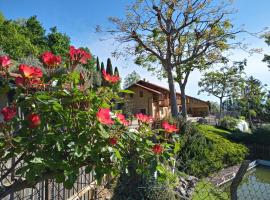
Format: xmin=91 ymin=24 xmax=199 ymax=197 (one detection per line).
xmin=130 ymin=80 xmax=209 ymax=104
xmin=128 ymin=83 xmax=162 ymax=95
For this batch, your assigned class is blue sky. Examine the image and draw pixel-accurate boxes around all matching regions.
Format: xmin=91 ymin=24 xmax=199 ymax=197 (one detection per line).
xmin=1 ymin=0 xmax=270 ymax=102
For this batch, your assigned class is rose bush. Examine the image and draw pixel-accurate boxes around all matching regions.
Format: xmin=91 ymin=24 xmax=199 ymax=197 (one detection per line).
xmin=0 ymin=47 xmax=180 ymax=198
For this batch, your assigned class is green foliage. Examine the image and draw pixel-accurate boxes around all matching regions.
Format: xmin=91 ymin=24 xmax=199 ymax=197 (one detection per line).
xmin=106 ymin=58 xmax=113 ymax=75
xmin=96 ymin=57 xmax=100 ymax=71
xmin=177 ymin=124 xmax=248 ymax=177
xmin=198 ymin=61 xmax=246 ymax=114
xmin=47 ymin=27 xmax=70 ymax=60
xmin=192 ymin=180 xmax=229 ymax=200
xmin=123 ymin=70 xmax=141 ymax=89
xmin=0 ymin=49 xmax=180 ymax=196
xmin=237 ymin=76 xmax=268 ymax=125
xmin=229 ymin=124 xmax=270 ymax=145
xmin=219 ymin=116 xmax=239 ymax=131
xmin=0 ymin=14 xmax=70 ymax=60
xmin=0 ymin=20 xmax=39 ymax=59
xmin=209 ymin=101 xmax=220 ymax=115
xmin=114 ymin=67 xmax=119 ymax=76
xmin=112 ymin=172 xmax=178 ymax=200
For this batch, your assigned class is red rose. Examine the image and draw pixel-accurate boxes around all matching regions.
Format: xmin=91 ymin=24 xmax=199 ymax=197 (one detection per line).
xmin=15 ymin=77 xmax=25 ymax=87
xmin=135 ymin=113 xmax=153 ymax=124
xmin=162 ymin=121 xmax=178 ymax=133
xmin=69 ymin=46 xmax=91 ymax=65
xmin=28 ymin=113 xmax=41 ymax=128
xmin=116 ymin=113 xmax=130 ymax=126
xmin=19 ymin=64 xmax=43 ymax=79
xmin=96 ymin=108 xmax=114 ymax=125
xmin=152 ymin=144 xmax=163 ymax=155
xmin=102 ymin=70 xmax=120 ymax=84
xmin=41 ymin=51 xmax=61 ymax=67
xmin=1 ymin=106 xmax=16 ymax=121
xmin=0 ymin=56 xmax=11 ymax=69
xmin=109 ymin=137 xmax=118 ymax=145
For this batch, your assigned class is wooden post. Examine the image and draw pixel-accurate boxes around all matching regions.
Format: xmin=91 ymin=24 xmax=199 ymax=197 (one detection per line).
xmin=230 ymin=160 xmax=250 ymax=200
xmin=45 ymin=179 xmax=50 ymax=200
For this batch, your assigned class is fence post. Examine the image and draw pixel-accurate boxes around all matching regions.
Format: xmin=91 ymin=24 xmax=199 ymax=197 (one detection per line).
xmin=230 ymin=160 xmax=250 ymax=200
xmin=45 ymin=179 xmax=50 ymax=200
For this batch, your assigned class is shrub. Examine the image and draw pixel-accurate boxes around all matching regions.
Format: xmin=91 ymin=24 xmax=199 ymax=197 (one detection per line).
xmin=112 ymin=173 xmax=178 ymax=200
xmin=229 ymin=124 xmax=270 ymax=145
xmin=177 ymin=123 xmax=248 ymax=177
xmin=219 ymin=116 xmax=239 ymax=131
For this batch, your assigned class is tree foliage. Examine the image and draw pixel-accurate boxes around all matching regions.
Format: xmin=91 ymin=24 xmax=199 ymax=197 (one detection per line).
xmin=198 ymin=61 xmax=246 ymax=115
xmin=106 ymin=0 xmax=239 ymax=118
xmin=123 ymin=70 xmax=141 ymax=89
xmin=0 ymin=14 xmax=71 ymax=61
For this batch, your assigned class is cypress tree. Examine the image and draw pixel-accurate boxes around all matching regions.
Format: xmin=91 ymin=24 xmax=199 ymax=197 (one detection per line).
xmin=106 ymin=58 xmax=113 ymax=75
xmin=101 ymin=62 xmax=105 ymax=86
xmin=114 ymin=67 xmax=119 ymax=76
xmin=101 ymin=62 xmax=105 ymax=72
xmin=96 ymin=57 xmax=100 ymax=72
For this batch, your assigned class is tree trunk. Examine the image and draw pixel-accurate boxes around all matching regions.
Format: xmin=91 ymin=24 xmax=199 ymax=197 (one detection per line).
xmin=179 ymin=84 xmax=187 ymax=119
xmin=219 ymin=97 xmax=223 ymax=119
xmin=167 ymin=68 xmax=178 ymax=118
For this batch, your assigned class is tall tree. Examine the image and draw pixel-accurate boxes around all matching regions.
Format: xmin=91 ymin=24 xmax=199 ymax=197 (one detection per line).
xmin=105 ymin=0 xmax=239 ymax=118
xmin=238 ymin=76 xmax=267 ymax=128
xmin=22 ymin=16 xmax=47 ymax=53
xmin=114 ymin=66 xmax=119 ymax=76
xmin=0 ymin=20 xmax=38 ymax=59
xmin=96 ymin=57 xmax=100 ymax=71
xmin=106 ymin=58 xmax=113 ymax=75
xmin=100 ymin=61 xmax=106 ymax=86
xmin=123 ymin=70 xmax=141 ymax=89
xmin=198 ymin=61 xmax=245 ymax=117
xmin=47 ymin=27 xmax=70 ymax=60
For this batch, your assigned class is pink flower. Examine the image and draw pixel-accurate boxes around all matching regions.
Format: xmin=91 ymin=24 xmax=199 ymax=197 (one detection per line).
xmin=116 ymin=113 xmax=130 ymax=126
xmin=102 ymin=70 xmax=120 ymax=84
xmin=152 ymin=144 xmax=163 ymax=155
xmin=135 ymin=113 xmax=153 ymax=124
xmin=96 ymin=108 xmax=114 ymax=125
xmin=69 ymin=46 xmax=91 ymax=65
xmin=1 ymin=106 xmax=16 ymax=121
xmin=28 ymin=113 xmax=41 ymax=128
xmin=0 ymin=56 xmax=11 ymax=69
xmin=19 ymin=64 xmax=43 ymax=79
xmin=162 ymin=121 xmax=179 ymax=133
xmin=109 ymin=137 xmax=118 ymax=145
xmin=41 ymin=51 xmax=61 ymax=67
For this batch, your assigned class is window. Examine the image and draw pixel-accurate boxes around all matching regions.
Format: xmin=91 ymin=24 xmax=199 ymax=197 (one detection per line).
xmin=139 ymin=91 xmax=144 ymax=97
xmin=160 ymin=108 xmax=164 ymax=115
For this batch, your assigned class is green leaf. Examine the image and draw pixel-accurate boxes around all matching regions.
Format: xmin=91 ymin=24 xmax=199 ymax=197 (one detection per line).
xmin=114 ymin=149 xmax=122 ymax=160
xmin=13 ymin=136 xmax=22 ymax=143
xmin=30 ymin=157 xmax=44 ymax=164
xmin=85 ymin=166 xmax=92 ymax=174
xmin=174 ymin=142 xmax=181 ymax=154
xmin=98 ymin=124 xmax=109 ymax=138
xmin=119 ymin=90 xmax=134 ymax=94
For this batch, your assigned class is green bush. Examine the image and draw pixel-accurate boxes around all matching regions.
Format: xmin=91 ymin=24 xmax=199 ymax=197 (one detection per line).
xmin=219 ymin=116 xmax=239 ymax=131
xmin=112 ymin=173 xmax=178 ymax=200
xmin=229 ymin=124 xmax=270 ymax=145
xmin=177 ymin=123 xmax=248 ymax=177
xmin=192 ymin=180 xmax=229 ymax=200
